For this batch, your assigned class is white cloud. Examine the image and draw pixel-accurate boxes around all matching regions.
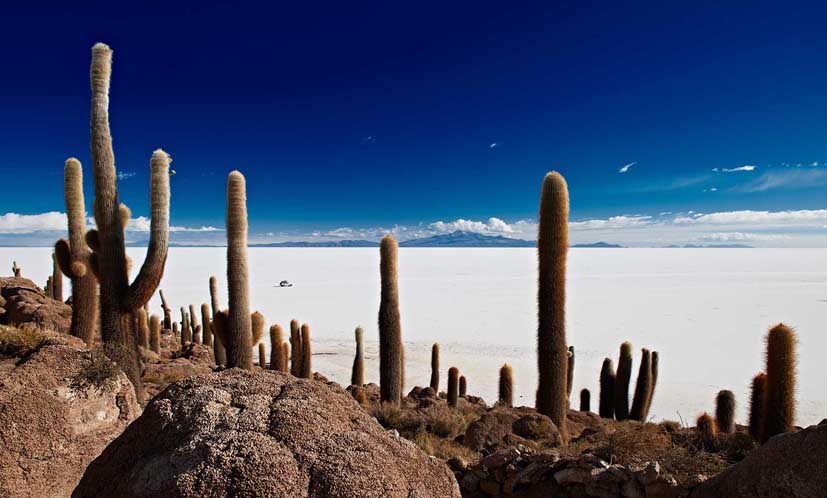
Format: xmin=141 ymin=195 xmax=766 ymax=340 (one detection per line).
xmin=697 ymin=232 xmax=791 ymax=242
xmin=127 ymin=216 xmax=220 ymax=232
xmin=618 ymin=162 xmax=635 ymax=173
xmin=0 ymin=212 xmax=67 ymax=233
xmin=673 ymin=209 xmax=827 ymax=228
xmin=489 ymin=142 xmax=499 ymax=148
xmin=116 ymin=171 xmax=137 ymax=180
xmin=731 ymin=169 xmax=827 ymax=193
xmin=570 ymin=215 xmax=653 ymax=230
xmin=715 ymin=165 xmax=756 ymax=173
xmin=429 ymin=217 xmax=514 ymax=235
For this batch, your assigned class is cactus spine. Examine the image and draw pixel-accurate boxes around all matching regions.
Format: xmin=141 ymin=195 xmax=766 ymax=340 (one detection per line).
xmin=459 ymin=375 xmax=467 ymax=397
xmin=696 ymin=413 xmax=717 ymax=449
xmin=149 ymin=314 xmax=161 ymax=354
xmin=429 ymin=343 xmax=440 ymax=392
xmin=200 ymin=303 xmax=212 ymax=347
xmin=630 ymin=348 xmax=652 ymax=421
xmin=761 ymin=324 xmax=796 ymax=442
xmin=300 ymin=323 xmax=312 ymax=378
xmin=225 ymin=171 xmax=252 ymax=370
xmin=535 ymin=172 xmax=568 ymax=436
xmin=715 ymin=390 xmax=736 ymax=434
xmin=87 ymin=44 xmax=170 ymax=402
xmin=208 ymin=276 xmax=227 ymax=365
xmin=137 ymin=308 xmax=150 ymax=349
xmin=580 ymin=389 xmax=591 ymax=412
xmin=289 ymin=319 xmax=302 ymax=376
xmin=614 ymin=342 xmax=633 ymax=421
xmin=599 ymin=358 xmax=616 ymax=419
xmin=51 ymin=252 xmax=63 ymax=302
xmin=351 ymin=326 xmax=364 ymax=385
xmin=499 ymin=364 xmax=513 ymax=407
xmin=447 ymin=366 xmax=459 ymax=407
xmin=748 ymin=372 xmax=767 ymax=440
xmin=54 ymin=158 xmax=97 ymax=344
xmin=378 ymin=235 xmax=403 ymax=404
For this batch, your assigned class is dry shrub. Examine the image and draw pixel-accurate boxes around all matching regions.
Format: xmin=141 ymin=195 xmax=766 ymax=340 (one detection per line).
xmin=411 ymin=429 xmax=480 ymax=462
xmin=370 ymin=401 xmax=403 ymax=428
xmin=425 ymin=403 xmax=468 ymax=438
xmin=0 ymin=324 xmax=48 ymax=356
xmin=70 ymin=348 xmax=119 ymax=394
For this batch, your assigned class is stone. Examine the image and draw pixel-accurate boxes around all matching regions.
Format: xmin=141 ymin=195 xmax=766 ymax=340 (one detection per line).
xmin=0 ymin=277 xmax=72 ymax=334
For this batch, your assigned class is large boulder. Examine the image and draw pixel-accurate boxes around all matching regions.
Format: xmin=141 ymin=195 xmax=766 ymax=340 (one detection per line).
xmin=465 ymin=407 xmax=564 ymax=451
xmin=691 ymin=423 xmax=827 ymax=498
xmin=0 ymin=327 xmax=140 ymax=498
xmin=0 ymin=277 xmax=71 ymax=333
xmin=72 ymin=369 xmax=462 ymax=498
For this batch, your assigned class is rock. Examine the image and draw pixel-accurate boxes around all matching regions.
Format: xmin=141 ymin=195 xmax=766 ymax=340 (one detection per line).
xmin=0 ymin=332 xmax=139 ymax=498
xmin=72 ymin=369 xmax=462 ymax=498
xmin=513 ymin=412 xmax=562 ymax=445
xmin=420 ymin=386 xmax=436 ymax=398
xmin=465 ymin=407 xmax=562 ymax=451
xmin=691 ymin=423 xmax=827 ymax=498
xmin=0 ymin=277 xmax=72 ymax=333
xmin=447 ymin=456 xmax=469 ymax=472
xmin=481 ymin=448 xmax=520 ymax=470
xmin=554 ymin=467 xmax=593 ymax=486
xmin=460 ymin=472 xmax=480 ymax=492
xmin=479 ymin=478 xmax=501 ymax=496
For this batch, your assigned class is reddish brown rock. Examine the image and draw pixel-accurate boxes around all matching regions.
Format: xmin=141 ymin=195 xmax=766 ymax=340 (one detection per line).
xmin=465 ymin=408 xmax=563 ymax=452
xmin=72 ymin=369 xmax=462 ymax=498
xmin=0 ymin=330 xmax=139 ymax=498
xmin=691 ymin=423 xmax=827 ymax=498
xmin=0 ymin=277 xmax=71 ymax=333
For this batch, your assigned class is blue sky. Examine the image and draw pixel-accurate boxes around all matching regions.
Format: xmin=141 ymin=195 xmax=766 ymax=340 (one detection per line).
xmin=1 ymin=1 xmax=826 ymax=246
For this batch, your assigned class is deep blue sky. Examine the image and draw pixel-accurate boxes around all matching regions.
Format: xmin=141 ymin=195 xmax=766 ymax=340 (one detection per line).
xmin=1 ymin=1 xmax=826 ymax=243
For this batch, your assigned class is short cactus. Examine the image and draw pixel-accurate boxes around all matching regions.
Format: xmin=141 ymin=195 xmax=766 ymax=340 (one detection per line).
xmin=447 ymin=367 xmax=459 ymax=407
xmin=137 ymin=308 xmax=150 ymax=350
xmin=172 ymin=321 xmax=179 ymax=338
xmin=259 ymin=343 xmax=267 ymax=369
xmin=200 ymin=303 xmax=212 ymax=347
xmin=459 ymin=375 xmax=467 ymax=397
xmin=535 ymin=172 xmax=569 ymax=436
xmin=429 ymin=343 xmax=440 ymax=392
xmin=51 ymin=252 xmax=63 ymax=302
xmin=614 ymin=342 xmax=633 ymax=421
xmin=761 ymin=324 xmax=796 ymax=442
xmin=300 ymin=323 xmax=312 ymax=378
xmin=715 ymin=390 xmax=736 ymax=434
xmin=566 ymin=345 xmax=575 ymax=400
xmin=189 ymin=304 xmax=200 ymax=344
xmin=208 ymin=276 xmax=227 ymax=365
xmin=696 ymin=412 xmax=717 ymax=450
xmin=378 ymin=235 xmax=403 ymax=404
xmin=599 ymin=358 xmax=616 ymax=419
xmin=748 ymin=372 xmax=767 ymax=440
xmin=280 ymin=344 xmax=289 ymax=373
xmin=499 ymin=364 xmax=514 ymax=407
xmin=180 ymin=307 xmax=191 ymax=344
xmin=270 ymin=324 xmax=286 ymax=372
xmin=289 ymin=319 xmax=302 ymax=376
xmin=351 ymin=326 xmax=364 ymax=385
xmin=149 ymin=314 xmax=161 ymax=354
xmin=580 ymin=389 xmax=591 ymax=412
xmin=630 ymin=348 xmax=652 ymax=421
xmin=12 ymin=261 xmax=20 ymax=277
xmin=647 ymin=351 xmax=659 ymax=419
xmin=159 ymin=289 xmax=172 ymax=330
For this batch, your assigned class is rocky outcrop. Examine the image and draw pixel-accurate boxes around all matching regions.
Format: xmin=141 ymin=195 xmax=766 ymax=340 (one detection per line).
xmin=465 ymin=407 xmax=565 ymax=452
xmin=0 ymin=277 xmax=71 ymax=333
xmin=691 ymin=423 xmax=827 ymax=498
xmin=454 ymin=447 xmax=703 ymax=498
xmin=141 ymin=343 xmax=215 ymax=399
xmin=0 ymin=329 xmax=139 ymax=498
xmin=72 ymin=369 xmax=462 ymax=498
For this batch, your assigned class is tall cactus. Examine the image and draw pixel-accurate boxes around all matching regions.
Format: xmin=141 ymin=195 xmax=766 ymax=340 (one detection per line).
xmin=580 ymin=389 xmax=591 ymax=412
xmin=599 ymin=358 xmax=616 ymax=419
xmin=54 ymin=158 xmax=97 ymax=344
xmin=149 ymin=314 xmax=161 ymax=354
xmin=300 ymin=323 xmax=312 ymax=378
xmin=225 ymin=171 xmax=252 ymax=370
xmin=51 ymin=252 xmax=63 ymax=302
xmin=748 ymin=372 xmax=767 ymax=440
xmin=137 ymin=308 xmax=150 ymax=349
xmin=270 ymin=324 xmax=286 ymax=372
xmin=189 ymin=304 xmax=200 ymax=344
xmin=430 ymin=343 xmax=440 ymax=392
xmin=208 ymin=276 xmax=227 ymax=365
xmin=447 ymin=367 xmax=459 ymax=407
xmin=647 ymin=351 xmax=659 ymax=419
xmin=715 ymin=390 xmax=736 ymax=434
xmin=614 ymin=342 xmax=633 ymax=421
xmin=200 ymin=303 xmax=212 ymax=347
xmin=378 ymin=235 xmax=403 ymax=404
xmin=351 ymin=326 xmax=364 ymax=386
xmin=630 ymin=348 xmax=652 ymax=421
xmin=761 ymin=324 xmax=796 ymax=442
xmin=289 ymin=319 xmax=302 ymax=376
xmin=535 ymin=172 xmax=568 ymax=436
xmin=87 ymin=43 xmax=170 ymax=402
xmin=499 ymin=364 xmax=513 ymax=407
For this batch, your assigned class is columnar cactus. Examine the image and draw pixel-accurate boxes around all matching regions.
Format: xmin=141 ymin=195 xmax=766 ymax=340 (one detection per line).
xmin=580 ymin=389 xmax=591 ymax=412
xmin=189 ymin=304 xmax=200 ymax=344
xmin=12 ymin=261 xmax=20 ymax=277
xmin=499 ymin=364 xmax=513 ymax=407
xmin=280 ymin=344 xmax=289 ymax=373
xmin=172 ymin=321 xmax=179 ymax=338
xmin=715 ymin=390 xmax=736 ymax=434
xmin=351 ymin=326 xmax=364 ymax=386
xmin=54 ymin=158 xmax=97 ymax=344
xmin=149 ymin=314 xmax=161 ymax=354
xmin=225 ymin=171 xmax=253 ymax=370
xmin=259 ymin=343 xmax=267 ymax=369
xmin=208 ymin=276 xmax=227 ymax=365
xmin=429 ymin=343 xmax=440 ymax=392
xmin=599 ymin=358 xmax=616 ymax=419
xmin=289 ymin=319 xmax=302 ymax=376
xmin=51 ymin=252 xmax=63 ymax=302
xmin=567 ymin=345 xmax=575 ymax=400
xmin=270 ymin=325 xmax=285 ymax=372
xmin=378 ymin=235 xmax=403 ymax=404
xmin=251 ymin=311 xmax=265 ymax=346
xmin=647 ymin=351 xmax=659 ymax=419
xmin=630 ymin=348 xmax=652 ymax=421
xmin=300 ymin=323 xmax=312 ymax=378
xmin=193 ymin=325 xmax=202 ymax=345
xmin=614 ymin=342 xmax=633 ymax=420
xmin=535 ymin=172 xmax=568 ymax=436
xmin=159 ymin=289 xmax=172 ymax=330
xmin=748 ymin=372 xmax=767 ymax=440
xmin=761 ymin=323 xmax=796 ymax=442
xmin=86 ymin=43 xmax=170 ymax=402
xmin=137 ymin=308 xmax=150 ymax=349
xmin=180 ymin=307 xmax=191 ymax=344
xmin=447 ymin=366 xmax=459 ymax=407
xmin=696 ymin=413 xmax=717 ymax=450
xmin=459 ymin=375 xmax=467 ymax=397
xmin=200 ymin=303 xmax=212 ymax=347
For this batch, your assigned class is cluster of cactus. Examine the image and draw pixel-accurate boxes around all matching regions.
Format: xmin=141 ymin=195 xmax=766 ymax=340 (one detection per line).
xmin=211 ymin=306 xmax=265 ymax=370
xmin=596 ymin=343 xmax=658 ymax=421
xmin=750 ymin=324 xmax=796 ymax=443
xmin=535 ymin=172 xmax=569 ymax=436
xmin=270 ymin=324 xmax=289 ymax=373
xmin=378 ymin=235 xmax=403 ymax=404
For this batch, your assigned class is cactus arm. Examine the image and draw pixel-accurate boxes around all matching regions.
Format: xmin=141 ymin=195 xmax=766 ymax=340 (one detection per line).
xmin=54 ymin=239 xmax=75 ymax=276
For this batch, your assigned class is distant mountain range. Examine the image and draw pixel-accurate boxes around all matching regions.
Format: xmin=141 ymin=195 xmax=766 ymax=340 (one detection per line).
xmin=249 ymin=239 xmax=377 ymax=248
xmin=665 ymin=244 xmax=753 ymax=249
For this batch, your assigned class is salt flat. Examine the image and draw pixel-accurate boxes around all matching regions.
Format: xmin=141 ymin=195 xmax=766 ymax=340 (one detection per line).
xmin=3 ymin=247 xmax=825 ymax=425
